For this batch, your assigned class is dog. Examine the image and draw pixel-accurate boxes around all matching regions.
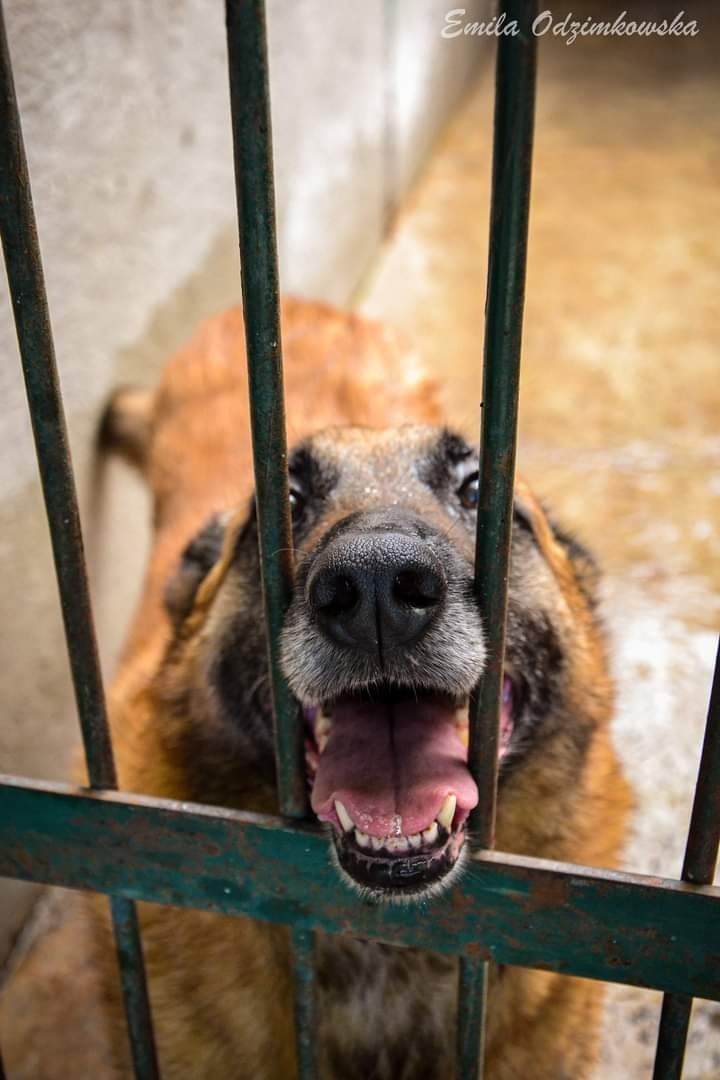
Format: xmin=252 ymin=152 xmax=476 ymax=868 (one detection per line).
xmin=0 ymin=299 xmax=630 ymax=1078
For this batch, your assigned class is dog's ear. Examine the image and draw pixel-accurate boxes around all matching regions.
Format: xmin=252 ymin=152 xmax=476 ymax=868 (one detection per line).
xmin=165 ymin=513 xmax=231 ymax=626
xmin=515 ymin=481 xmax=602 ymax=610
xmin=98 ymin=386 xmax=153 ymax=472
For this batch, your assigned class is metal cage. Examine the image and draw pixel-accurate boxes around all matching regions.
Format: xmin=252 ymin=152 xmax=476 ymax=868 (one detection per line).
xmin=0 ymin=2 xmax=718 ymax=1078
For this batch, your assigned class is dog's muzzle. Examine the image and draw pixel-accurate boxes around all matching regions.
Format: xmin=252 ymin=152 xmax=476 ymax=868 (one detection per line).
xmin=281 ymin=509 xmax=502 ymax=898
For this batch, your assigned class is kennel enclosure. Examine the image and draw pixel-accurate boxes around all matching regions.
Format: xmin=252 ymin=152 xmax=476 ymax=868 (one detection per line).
xmin=0 ymin=2 xmax=719 ymax=1078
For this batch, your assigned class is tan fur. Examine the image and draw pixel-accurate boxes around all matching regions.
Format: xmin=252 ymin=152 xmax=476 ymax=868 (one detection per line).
xmin=0 ymin=300 xmax=630 ymax=1078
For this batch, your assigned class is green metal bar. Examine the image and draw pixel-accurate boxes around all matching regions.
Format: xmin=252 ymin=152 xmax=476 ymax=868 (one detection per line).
xmin=680 ymin=639 xmax=720 ymax=885
xmin=110 ymin=896 xmax=161 ymax=1080
xmin=653 ymin=995 xmax=692 ymax=1080
xmin=292 ymin=928 xmax=318 ymax=1079
xmin=464 ymin=3 xmax=537 ymax=1073
xmin=225 ymin=0 xmax=307 ymax=821
xmin=0 ymin=0 xmax=115 ymax=791
xmin=469 ymin=0 xmax=537 ymax=847
xmin=653 ymin=638 xmax=720 ymax=1079
xmin=456 ymin=954 xmax=488 ymax=1080
xmin=0 ymin=8 xmax=159 ymax=1078
xmin=2 ymin=776 xmax=719 ymax=1000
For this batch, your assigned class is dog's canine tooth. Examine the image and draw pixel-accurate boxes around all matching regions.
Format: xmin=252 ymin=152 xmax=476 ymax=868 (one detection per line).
xmin=355 ymin=829 xmax=371 ymax=848
xmin=436 ymin=794 xmax=456 ymax=831
xmin=335 ymin=800 xmax=354 ymax=832
xmin=421 ymin=822 xmax=438 ymax=845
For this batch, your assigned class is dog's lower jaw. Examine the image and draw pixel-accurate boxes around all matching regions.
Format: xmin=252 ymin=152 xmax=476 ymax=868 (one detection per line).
xmin=329 ymin=830 xmax=469 ymax=904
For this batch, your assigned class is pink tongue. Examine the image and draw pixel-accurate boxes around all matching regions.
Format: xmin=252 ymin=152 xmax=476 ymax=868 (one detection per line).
xmin=311 ymin=699 xmax=479 ymax=837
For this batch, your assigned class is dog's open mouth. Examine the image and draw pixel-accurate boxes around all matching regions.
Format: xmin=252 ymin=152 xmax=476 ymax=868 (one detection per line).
xmin=303 ymin=678 xmax=515 ymax=897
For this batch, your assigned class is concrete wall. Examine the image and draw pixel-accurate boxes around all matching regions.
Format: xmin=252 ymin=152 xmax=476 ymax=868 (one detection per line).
xmin=0 ymin=1 xmax=490 ymax=959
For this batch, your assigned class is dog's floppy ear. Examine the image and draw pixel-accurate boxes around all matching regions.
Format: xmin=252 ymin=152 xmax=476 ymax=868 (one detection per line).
xmin=165 ymin=512 xmax=230 ymax=626
xmin=98 ymin=386 xmax=153 ymax=472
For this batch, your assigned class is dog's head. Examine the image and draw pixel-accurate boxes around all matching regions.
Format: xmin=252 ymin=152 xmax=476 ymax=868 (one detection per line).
xmin=151 ymin=422 xmax=607 ymax=901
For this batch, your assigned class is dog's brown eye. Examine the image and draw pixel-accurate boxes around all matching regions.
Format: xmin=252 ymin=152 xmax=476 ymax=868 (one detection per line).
xmin=457 ymin=472 xmax=479 ymax=510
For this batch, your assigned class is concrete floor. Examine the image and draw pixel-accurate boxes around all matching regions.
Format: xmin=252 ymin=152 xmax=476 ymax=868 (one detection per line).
xmin=359 ymin=8 xmax=720 ymax=1078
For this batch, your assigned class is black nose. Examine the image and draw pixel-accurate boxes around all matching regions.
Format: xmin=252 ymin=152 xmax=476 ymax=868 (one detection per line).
xmin=308 ymin=531 xmax=446 ymax=652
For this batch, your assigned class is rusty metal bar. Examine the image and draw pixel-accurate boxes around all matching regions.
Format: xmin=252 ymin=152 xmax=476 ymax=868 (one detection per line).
xmin=3 ymin=776 xmax=719 ymax=1001
xmin=456 ymin=954 xmax=488 ymax=1080
xmin=0 ymin=6 xmax=159 ymax=1077
xmin=225 ymin=0 xmax=307 ymax=822
xmin=652 ymin=637 xmax=720 ymax=1079
xmin=110 ymin=897 xmax=161 ymax=1080
xmin=292 ymin=928 xmax=318 ymax=1079
xmin=462 ymin=2 xmax=537 ymax=1074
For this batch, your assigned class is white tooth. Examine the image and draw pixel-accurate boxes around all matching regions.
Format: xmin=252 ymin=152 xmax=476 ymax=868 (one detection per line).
xmin=386 ymin=835 xmax=410 ymax=852
xmin=355 ymin=829 xmax=370 ymax=848
xmin=371 ymin=836 xmax=384 ymax=851
xmin=422 ymin=822 xmax=438 ymax=845
xmin=317 ymin=732 xmax=329 ymax=754
xmin=335 ymin=800 xmax=353 ymax=832
xmin=316 ymin=714 xmax=333 ymax=739
xmin=408 ymin=832 xmax=422 ymax=849
xmin=436 ymin=794 xmax=456 ymax=831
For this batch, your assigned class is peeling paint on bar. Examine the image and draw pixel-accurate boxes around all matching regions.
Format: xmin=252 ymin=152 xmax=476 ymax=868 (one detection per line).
xmin=2 ymin=777 xmax=718 ymax=1003
xmin=292 ymin=927 xmax=318 ymax=1079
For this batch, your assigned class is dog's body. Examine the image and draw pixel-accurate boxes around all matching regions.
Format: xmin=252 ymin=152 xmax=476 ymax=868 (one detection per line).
xmin=1 ymin=300 xmax=630 ymax=1078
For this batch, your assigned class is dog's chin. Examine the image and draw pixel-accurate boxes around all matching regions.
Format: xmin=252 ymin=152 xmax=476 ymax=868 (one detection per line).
xmin=301 ymin=679 xmax=516 ymax=902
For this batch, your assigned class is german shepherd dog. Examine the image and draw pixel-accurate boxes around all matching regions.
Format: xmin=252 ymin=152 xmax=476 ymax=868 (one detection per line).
xmin=0 ymin=299 xmax=630 ymax=1078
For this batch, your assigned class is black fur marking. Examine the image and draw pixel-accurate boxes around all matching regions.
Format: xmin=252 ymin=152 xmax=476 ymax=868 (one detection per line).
xmin=420 ymin=429 xmax=475 ymax=495
xmin=289 ymin=444 xmax=340 ymax=503
xmin=210 ymin=520 xmax=276 ymax=777
xmin=164 ymin=513 xmax=228 ymax=625
xmin=501 ymin=605 xmax=567 ymax=774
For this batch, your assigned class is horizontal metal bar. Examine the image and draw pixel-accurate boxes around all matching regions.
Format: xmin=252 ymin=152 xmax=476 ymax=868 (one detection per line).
xmin=653 ymin=638 xmax=720 ymax=1078
xmin=292 ymin=927 xmax=318 ymax=1080
xmin=225 ymin=0 xmax=307 ymax=820
xmin=456 ymin=954 xmax=488 ymax=1080
xmin=2 ymin=775 xmax=718 ymax=1000
xmin=469 ymin=0 xmax=537 ymax=848
xmin=0 ymin=7 xmax=159 ymax=1076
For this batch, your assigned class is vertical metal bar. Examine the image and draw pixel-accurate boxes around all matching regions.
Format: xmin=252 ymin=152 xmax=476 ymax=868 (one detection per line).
xmin=0 ymin=7 xmax=159 ymax=1078
xmin=456 ymin=954 xmax=488 ymax=1080
xmin=653 ymin=639 xmax=720 ymax=1080
xmin=292 ymin=928 xmax=318 ymax=1079
xmin=459 ymin=4 xmax=537 ymax=1077
xmin=468 ymin=0 xmax=537 ymax=847
xmin=110 ymin=897 xmax=162 ymax=1080
xmin=225 ymin=0 xmax=307 ymax=820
